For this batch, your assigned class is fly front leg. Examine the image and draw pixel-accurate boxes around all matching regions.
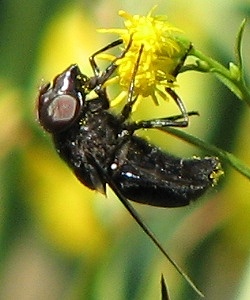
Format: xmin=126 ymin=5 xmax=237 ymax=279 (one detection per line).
xmin=89 ymin=39 xmax=123 ymax=78
xmin=89 ymin=37 xmax=133 ymax=90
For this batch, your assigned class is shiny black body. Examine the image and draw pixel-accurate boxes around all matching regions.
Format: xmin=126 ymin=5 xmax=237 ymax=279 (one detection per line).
xmin=38 ymin=52 xmax=221 ymax=294
xmin=39 ymin=64 xmax=219 ymax=208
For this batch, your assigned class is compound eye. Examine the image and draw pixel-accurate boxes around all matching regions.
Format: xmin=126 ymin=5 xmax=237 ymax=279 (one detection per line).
xmin=50 ymin=94 xmax=77 ymax=123
xmin=39 ymin=94 xmax=81 ymax=133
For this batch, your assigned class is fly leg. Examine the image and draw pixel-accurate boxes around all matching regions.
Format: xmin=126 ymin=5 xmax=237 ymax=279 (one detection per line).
xmin=89 ymin=39 xmax=123 ymax=78
xmin=88 ymin=38 xmax=133 ymax=89
xmin=118 ymin=44 xmax=193 ymax=127
xmin=119 ymin=44 xmax=144 ymax=122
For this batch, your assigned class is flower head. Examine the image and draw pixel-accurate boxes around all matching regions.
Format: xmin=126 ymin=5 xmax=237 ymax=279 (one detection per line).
xmin=99 ymin=7 xmax=191 ymax=106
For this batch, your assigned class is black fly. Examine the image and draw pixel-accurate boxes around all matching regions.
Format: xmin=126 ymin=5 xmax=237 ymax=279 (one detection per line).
xmin=37 ymin=40 xmax=221 ymax=296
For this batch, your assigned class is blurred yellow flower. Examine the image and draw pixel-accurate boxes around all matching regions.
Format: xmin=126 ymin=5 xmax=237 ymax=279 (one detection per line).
xmin=25 ymin=145 xmax=107 ymax=258
xmin=32 ymin=6 xmax=108 ymax=258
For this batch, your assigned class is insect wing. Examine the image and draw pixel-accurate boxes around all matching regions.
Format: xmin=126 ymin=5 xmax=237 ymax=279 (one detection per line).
xmin=104 ymin=172 xmax=204 ymax=297
xmin=109 ymin=135 xmax=219 ymax=207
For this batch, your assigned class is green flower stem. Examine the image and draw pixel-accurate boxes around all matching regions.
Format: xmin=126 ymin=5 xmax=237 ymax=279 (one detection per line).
xmin=160 ymin=127 xmax=250 ymax=180
xmin=189 ymin=47 xmax=250 ymax=106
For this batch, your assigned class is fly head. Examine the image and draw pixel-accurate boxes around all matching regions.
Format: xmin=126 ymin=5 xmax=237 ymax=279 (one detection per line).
xmin=38 ymin=64 xmax=88 ymax=134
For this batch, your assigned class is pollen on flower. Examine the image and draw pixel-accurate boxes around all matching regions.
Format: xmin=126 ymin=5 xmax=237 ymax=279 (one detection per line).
xmin=99 ymin=7 xmax=191 ymax=106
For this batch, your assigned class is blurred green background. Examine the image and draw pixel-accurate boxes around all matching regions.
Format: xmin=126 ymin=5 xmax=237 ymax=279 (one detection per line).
xmin=1 ymin=1 xmax=250 ymax=299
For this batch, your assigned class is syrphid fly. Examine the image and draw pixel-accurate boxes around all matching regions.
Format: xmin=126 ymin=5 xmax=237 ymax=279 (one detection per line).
xmin=37 ymin=39 xmax=222 ymax=296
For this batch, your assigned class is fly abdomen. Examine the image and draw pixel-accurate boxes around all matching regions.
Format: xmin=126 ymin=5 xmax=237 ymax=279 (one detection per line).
xmin=110 ymin=135 xmax=221 ymax=207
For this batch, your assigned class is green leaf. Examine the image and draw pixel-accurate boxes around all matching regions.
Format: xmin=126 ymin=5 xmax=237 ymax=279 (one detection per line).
xmin=159 ymin=127 xmax=250 ymax=181
xmin=161 ymin=275 xmax=171 ymax=300
xmin=212 ymin=70 xmax=243 ymax=100
xmin=235 ymin=19 xmax=247 ymax=72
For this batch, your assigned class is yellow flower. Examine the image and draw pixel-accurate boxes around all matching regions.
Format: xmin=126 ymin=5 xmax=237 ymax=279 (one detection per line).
xmin=99 ymin=7 xmax=191 ymax=106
